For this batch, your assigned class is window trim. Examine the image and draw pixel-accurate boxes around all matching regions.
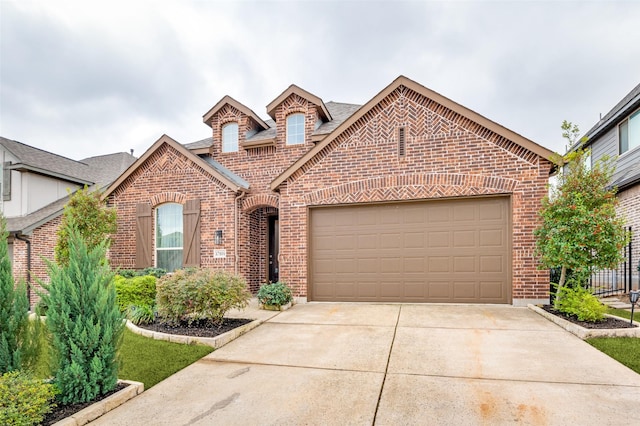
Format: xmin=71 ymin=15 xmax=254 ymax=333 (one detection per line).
xmin=618 ymin=106 xmax=640 ymax=156
xmin=222 ymin=122 xmax=239 ymax=153
xmin=286 ymin=113 xmax=305 ymax=146
xmin=155 ymin=203 xmax=184 ymax=272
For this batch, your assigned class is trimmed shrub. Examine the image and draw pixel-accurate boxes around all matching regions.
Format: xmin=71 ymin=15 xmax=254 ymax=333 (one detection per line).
xmin=0 ymin=371 xmax=57 ymax=426
xmin=0 ymin=215 xmax=30 ymax=374
xmin=114 ymin=275 xmax=157 ymax=313
xmin=156 ymin=268 xmax=250 ymax=325
xmin=126 ymin=304 xmax=155 ymax=325
xmin=42 ymin=221 xmax=124 ymax=404
xmin=117 ymin=267 xmax=167 ymax=279
xmin=556 ymin=284 xmax=607 ymax=322
xmin=257 ymin=282 xmax=292 ymax=307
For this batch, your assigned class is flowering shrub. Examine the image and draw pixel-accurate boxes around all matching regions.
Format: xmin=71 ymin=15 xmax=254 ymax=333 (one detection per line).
xmin=156 ymin=268 xmax=250 ymax=325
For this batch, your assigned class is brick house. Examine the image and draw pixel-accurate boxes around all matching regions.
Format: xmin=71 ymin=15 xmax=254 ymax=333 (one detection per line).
xmin=1 ymin=136 xmax=135 ymax=307
xmin=104 ymin=76 xmax=555 ymax=305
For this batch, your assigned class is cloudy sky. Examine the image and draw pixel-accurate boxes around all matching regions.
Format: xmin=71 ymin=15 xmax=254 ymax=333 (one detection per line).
xmin=1 ymin=0 xmax=639 ymax=161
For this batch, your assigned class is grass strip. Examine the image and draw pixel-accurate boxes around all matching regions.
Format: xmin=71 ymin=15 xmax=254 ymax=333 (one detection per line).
xmin=586 ymin=337 xmax=640 ymax=375
xmin=118 ymin=328 xmax=213 ymax=389
xmin=606 ymin=307 xmax=640 ymax=322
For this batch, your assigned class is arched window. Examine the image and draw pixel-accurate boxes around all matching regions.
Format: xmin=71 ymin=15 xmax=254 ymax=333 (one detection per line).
xmin=286 ymin=113 xmax=305 ymax=145
xmin=156 ymin=203 xmax=183 ymax=272
xmin=222 ymin=122 xmax=239 ymax=152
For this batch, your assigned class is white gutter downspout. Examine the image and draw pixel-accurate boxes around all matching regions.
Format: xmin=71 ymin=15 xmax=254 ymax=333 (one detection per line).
xmin=234 ymin=191 xmax=246 ymax=275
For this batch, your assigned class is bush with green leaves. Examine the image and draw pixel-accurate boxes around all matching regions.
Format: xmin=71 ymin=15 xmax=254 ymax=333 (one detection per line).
xmin=55 ymin=186 xmax=116 ymax=266
xmin=126 ymin=304 xmax=156 ymax=325
xmin=117 ymin=267 xmax=167 ymax=279
xmin=42 ymin=221 xmax=124 ymax=404
xmin=156 ymin=268 xmax=250 ymax=325
xmin=114 ymin=275 xmax=157 ymax=313
xmin=257 ymin=282 xmax=292 ymax=307
xmin=556 ymin=284 xmax=607 ymax=322
xmin=0 ymin=371 xmax=57 ymax=426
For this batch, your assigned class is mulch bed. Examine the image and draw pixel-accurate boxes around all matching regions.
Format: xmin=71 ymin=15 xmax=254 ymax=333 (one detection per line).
xmin=42 ymin=382 xmax=129 ymax=425
xmin=136 ymin=317 xmax=253 ymax=338
xmin=542 ymin=305 xmax=637 ymax=329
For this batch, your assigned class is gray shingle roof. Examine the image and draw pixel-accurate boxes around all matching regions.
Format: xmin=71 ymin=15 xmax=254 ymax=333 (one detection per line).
xmin=183 ymin=137 xmax=213 ymax=150
xmin=200 ymin=156 xmax=249 ymax=190
xmin=1 ymin=136 xmax=93 ymax=184
xmin=584 ymin=82 xmax=640 ymax=141
xmin=2 ymin=137 xmax=136 ymax=234
xmin=80 ymin=152 xmax=137 ymax=188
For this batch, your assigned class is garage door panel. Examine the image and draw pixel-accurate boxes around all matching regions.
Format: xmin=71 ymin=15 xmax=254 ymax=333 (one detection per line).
xmin=309 ymin=197 xmax=510 ymax=303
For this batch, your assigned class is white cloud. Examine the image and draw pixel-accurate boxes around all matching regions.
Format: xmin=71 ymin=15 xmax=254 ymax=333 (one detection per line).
xmin=1 ymin=0 xmax=639 ymax=159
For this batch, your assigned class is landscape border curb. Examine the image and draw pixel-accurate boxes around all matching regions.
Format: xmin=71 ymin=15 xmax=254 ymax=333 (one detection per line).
xmin=125 ymin=317 xmax=264 ymax=349
xmin=528 ymin=304 xmax=640 ymax=339
xmin=52 ymin=380 xmax=144 ymax=426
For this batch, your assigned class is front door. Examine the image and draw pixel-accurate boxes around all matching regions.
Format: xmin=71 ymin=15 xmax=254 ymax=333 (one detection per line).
xmin=268 ymin=216 xmax=279 ymax=283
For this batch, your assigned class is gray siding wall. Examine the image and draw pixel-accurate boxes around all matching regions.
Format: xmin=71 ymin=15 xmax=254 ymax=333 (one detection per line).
xmin=590 ymin=124 xmax=640 ymax=180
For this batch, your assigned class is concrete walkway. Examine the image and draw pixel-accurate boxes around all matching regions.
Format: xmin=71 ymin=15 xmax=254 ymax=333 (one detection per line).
xmin=93 ymin=304 xmax=640 ymax=425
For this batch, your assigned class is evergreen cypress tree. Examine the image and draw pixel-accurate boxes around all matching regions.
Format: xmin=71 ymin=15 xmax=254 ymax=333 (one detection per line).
xmin=0 ymin=215 xmax=29 ymax=374
xmin=43 ymin=219 xmax=123 ymax=404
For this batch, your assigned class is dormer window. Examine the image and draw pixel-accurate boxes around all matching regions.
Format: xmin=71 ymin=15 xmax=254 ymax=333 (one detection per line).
xmin=222 ymin=122 xmax=239 ymax=152
xmin=286 ymin=113 xmax=305 ymax=145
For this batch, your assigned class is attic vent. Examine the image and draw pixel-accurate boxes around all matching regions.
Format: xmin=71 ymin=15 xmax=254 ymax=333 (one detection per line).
xmin=398 ymin=127 xmax=406 ymax=158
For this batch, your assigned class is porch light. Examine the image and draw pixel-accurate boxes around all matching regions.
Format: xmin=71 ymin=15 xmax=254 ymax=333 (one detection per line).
xmin=630 ymin=291 xmax=639 ymax=326
xmin=215 ymin=230 xmax=223 ymax=245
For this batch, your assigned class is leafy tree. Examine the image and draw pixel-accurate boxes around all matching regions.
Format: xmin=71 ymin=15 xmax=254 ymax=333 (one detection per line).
xmin=0 ymin=215 xmax=29 ymax=374
xmin=43 ymin=219 xmax=124 ymax=404
xmin=55 ymin=186 xmax=117 ymax=266
xmin=534 ymin=122 xmax=628 ymax=306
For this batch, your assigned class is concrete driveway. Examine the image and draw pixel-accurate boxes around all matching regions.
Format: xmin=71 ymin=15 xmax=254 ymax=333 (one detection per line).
xmin=94 ymin=304 xmax=640 ymax=425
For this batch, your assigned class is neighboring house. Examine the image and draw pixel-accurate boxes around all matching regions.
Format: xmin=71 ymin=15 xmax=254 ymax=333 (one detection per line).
xmin=0 ymin=136 xmax=136 ymax=307
xmin=579 ymin=82 xmax=640 ymax=287
xmin=104 ymin=76 xmax=556 ymax=305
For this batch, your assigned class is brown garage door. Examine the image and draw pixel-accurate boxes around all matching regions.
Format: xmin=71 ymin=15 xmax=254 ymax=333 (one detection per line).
xmin=309 ymin=196 xmax=511 ymax=303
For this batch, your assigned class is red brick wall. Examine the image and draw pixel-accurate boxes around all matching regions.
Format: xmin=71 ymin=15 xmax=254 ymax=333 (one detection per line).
xmin=278 ymin=85 xmax=552 ymax=302
xmin=11 ymin=215 xmax=61 ymax=308
xmin=617 ymin=183 xmax=640 ymax=287
xmin=108 ymin=143 xmax=237 ymax=273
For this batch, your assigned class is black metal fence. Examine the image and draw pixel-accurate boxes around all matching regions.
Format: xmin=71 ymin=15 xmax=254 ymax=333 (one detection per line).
xmin=588 ymin=226 xmax=636 ymax=297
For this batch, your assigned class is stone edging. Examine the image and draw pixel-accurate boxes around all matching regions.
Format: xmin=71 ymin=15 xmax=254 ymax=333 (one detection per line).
xmin=125 ymin=317 xmax=264 ymax=349
xmin=53 ymin=380 xmax=144 ymax=426
xmin=528 ymin=304 xmax=640 ymax=339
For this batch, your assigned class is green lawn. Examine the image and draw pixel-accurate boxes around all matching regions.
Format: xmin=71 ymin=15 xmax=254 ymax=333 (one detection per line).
xmin=585 ymin=307 xmax=640 ymax=375
xmin=118 ymin=328 xmax=213 ymax=388
xmin=586 ymin=337 xmax=640 ymax=374
xmin=606 ymin=306 xmax=640 ymax=322
xmin=30 ymin=328 xmax=213 ymax=389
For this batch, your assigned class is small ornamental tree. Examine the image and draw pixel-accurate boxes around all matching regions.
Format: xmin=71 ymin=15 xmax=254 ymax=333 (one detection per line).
xmin=534 ymin=122 xmax=628 ymax=306
xmin=0 ymin=214 xmax=29 ymax=374
xmin=43 ymin=219 xmax=124 ymax=404
xmin=55 ymin=186 xmax=117 ymax=266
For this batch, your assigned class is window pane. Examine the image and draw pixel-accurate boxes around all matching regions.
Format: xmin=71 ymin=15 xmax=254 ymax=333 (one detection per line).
xmin=157 ymin=249 xmax=183 ymax=272
xmin=287 ymin=114 xmax=305 ymax=145
xmin=619 ymin=120 xmax=629 ymax=153
xmin=629 ymin=110 xmax=640 ymax=152
xmin=156 ymin=204 xmax=183 ymax=249
xmin=222 ymin=122 xmax=239 ymax=152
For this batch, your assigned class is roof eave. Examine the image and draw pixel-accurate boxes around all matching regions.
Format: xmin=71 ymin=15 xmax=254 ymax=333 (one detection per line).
xmin=7 ymin=163 xmax=94 ymax=186
xmin=203 ymin=96 xmax=269 ymax=130
xmin=266 ymin=84 xmax=333 ymax=121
